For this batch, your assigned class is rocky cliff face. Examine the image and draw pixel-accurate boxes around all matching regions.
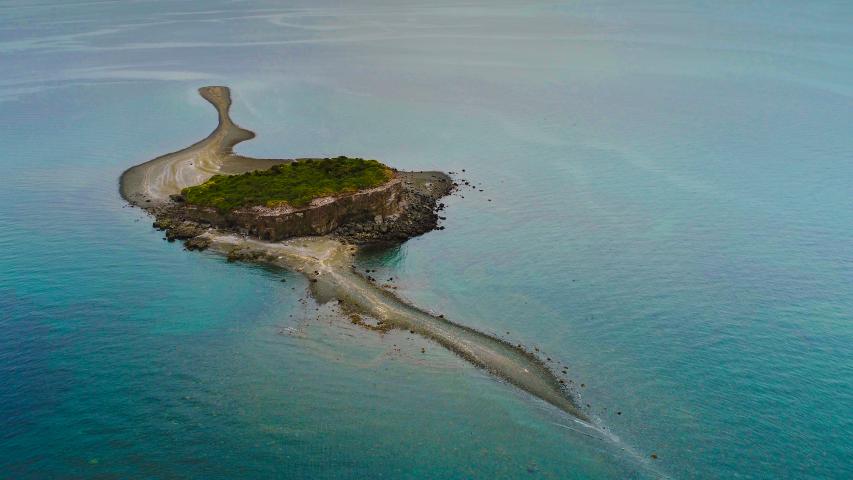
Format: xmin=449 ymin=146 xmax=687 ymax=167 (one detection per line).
xmin=177 ymin=176 xmax=406 ymax=241
xmin=152 ymin=171 xmax=452 ymax=249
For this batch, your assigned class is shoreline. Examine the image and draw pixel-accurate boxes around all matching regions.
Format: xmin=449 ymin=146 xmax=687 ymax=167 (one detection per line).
xmin=120 ymin=85 xmax=592 ymax=424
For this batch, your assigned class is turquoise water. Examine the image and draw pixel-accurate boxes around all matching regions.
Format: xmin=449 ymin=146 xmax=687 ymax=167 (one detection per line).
xmin=2 ymin=1 xmax=852 ymax=478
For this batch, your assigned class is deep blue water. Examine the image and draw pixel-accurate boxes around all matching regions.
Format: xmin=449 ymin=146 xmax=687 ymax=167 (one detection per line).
xmin=1 ymin=1 xmax=851 ymax=478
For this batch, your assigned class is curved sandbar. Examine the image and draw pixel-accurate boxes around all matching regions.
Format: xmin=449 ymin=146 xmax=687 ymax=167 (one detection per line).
xmin=119 ymin=86 xmax=288 ymax=206
xmin=120 ymin=86 xmax=590 ymax=423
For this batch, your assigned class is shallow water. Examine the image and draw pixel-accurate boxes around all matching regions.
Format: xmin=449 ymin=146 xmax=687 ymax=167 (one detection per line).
xmin=1 ymin=1 xmax=852 ymax=478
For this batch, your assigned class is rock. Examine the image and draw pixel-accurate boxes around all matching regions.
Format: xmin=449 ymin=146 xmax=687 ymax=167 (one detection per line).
xmin=168 ymin=221 xmax=205 ymax=240
xmin=329 ymin=172 xmax=453 ymax=245
xmin=153 ymin=218 xmax=174 ymax=230
xmin=184 ymin=236 xmax=211 ymax=251
xmin=227 ymin=248 xmax=249 ymax=262
xmin=169 ymin=193 xmax=186 ymax=203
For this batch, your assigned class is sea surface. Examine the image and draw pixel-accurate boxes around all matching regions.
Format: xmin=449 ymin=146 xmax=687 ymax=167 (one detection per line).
xmin=1 ymin=1 xmax=851 ymax=478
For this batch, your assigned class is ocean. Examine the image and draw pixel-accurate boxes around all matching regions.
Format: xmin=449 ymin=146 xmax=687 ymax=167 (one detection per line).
xmin=1 ymin=1 xmax=851 ymax=478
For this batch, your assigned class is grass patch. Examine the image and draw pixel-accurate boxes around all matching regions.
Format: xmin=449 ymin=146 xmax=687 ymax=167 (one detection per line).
xmin=182 ymin=157 xmax=394 ymax=212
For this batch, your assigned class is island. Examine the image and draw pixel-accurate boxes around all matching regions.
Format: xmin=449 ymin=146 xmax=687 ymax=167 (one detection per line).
xmin=120 ymin=86 xmax=591 ymax=424
xmin=154 ymin=156 xmax=453 ymax=249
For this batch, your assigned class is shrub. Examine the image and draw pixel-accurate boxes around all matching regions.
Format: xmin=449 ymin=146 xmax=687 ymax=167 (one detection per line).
xmin=182 ymin=157 xmax=394 ymax=212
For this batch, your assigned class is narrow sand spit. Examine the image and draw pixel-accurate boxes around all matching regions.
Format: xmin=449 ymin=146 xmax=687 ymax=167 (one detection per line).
xmin=120 ymin=86 xmax=591 ymax=424
xmin=119 ymin=86 xmax=288 ymax=206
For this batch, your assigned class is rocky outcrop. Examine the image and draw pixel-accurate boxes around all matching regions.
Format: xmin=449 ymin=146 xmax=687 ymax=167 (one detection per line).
xmin=151 ymin=171 xmax=453 ymax=248
xmin=333 ymin=181 xmax=446 ymax=244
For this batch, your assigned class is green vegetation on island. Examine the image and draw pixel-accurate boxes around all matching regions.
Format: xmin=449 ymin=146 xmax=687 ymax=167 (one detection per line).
xmin=181 ymin=157 xmax=394 ymax=212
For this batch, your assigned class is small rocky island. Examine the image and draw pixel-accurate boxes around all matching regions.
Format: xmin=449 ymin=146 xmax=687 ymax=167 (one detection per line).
xmin=156 ymin=157 xmax=451 ymax=250
xmin=120 ymin=86 xmax=591 ymax=425
xmin=120 ymin=85 xmax=451 ymax=252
